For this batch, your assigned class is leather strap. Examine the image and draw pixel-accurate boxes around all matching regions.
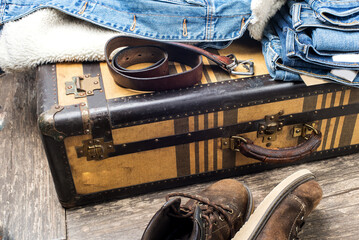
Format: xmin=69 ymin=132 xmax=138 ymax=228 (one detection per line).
xmin=105 ymin=36 xmax=253 ymax=91
xmin=235 ymin=131 xmax=322 ymax=163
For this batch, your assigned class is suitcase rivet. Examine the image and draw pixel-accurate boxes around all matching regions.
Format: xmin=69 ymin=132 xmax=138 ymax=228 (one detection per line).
xmin=93 ymin=81 xmax=99 ymax=84
xmin=187 ymin=133 xmax=192 ymax=136
xmin=155 ymin=139 xmax=159 ymax=142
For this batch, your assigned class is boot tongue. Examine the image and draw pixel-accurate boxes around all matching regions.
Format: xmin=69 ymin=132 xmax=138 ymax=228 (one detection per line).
xmin=141 ymin=198 xmax=182 ymax=240
xmin=188 ymin=205 xmax=205 ymax=240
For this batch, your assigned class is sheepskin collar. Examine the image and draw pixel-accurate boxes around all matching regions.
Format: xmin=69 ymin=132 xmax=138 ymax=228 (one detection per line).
xmin=248 ymin=0 xmax=287 ymax=40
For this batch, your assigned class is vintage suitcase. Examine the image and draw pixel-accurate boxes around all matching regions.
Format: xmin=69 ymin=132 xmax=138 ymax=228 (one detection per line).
xmin=36 ymin=37 xmax=359 ymax=208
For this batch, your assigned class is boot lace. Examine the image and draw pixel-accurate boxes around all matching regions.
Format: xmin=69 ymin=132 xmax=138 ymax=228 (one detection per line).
xmin=292 ymin=215 xmax=306 ymax=240
xmin=166 ymin=192 xmax=235 ymax=240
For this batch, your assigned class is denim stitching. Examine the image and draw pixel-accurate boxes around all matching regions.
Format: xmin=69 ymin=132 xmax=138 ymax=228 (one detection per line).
xmin=276 ymin=62 xmax=359 ymax=85
xmin=3 ymin=2 xmax=249 ymax=19
xmin=289 ymin=29 xmax=359 ymax=67
xmin=320 ymin=13 xmax=359 ymax=26
xmin=204 ymin=0 xmax=210 ymax=40
xmin=0 ymin=1 xmax=4 ymax=23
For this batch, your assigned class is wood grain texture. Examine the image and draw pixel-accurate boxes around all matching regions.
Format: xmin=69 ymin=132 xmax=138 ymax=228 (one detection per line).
xmin=0 ymin=72 xmax=66 ymax=240
xmin=66 ymin=152 xmax=359 ymax=240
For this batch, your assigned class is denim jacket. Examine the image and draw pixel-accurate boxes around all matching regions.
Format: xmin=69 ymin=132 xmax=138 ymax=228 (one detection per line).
xmin=0 ymin=0 xmax=252 ymax=43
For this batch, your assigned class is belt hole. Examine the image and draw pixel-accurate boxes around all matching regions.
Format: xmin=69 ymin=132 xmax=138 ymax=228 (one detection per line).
xmin=183 ymin=19 xmax=188 ymax=37
xmin=78 ymin=2 xmax=88 ymax=15
xmin=130 ymin=15 xmax=137 ymax=31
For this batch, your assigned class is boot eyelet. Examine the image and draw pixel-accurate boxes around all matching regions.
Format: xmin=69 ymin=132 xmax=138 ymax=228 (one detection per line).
xmin=228 ymin=209 xmax=234 ymax=215
xmin=219 ymin=216 xmax=224 ymax=221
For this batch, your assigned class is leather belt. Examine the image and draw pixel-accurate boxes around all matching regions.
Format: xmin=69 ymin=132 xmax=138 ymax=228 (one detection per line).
xmin=105 ymin=36 xmax=254 ymax=91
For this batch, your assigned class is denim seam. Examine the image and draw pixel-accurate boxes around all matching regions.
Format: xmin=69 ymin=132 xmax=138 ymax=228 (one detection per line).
xmin=317 ymin=1 xmax=359 ymax=7
xmin=305 ymin=50 xmax=359 ymax=67
xmin=289 ymin=29 xmax=359 ymax=67
xmin=3 ymin=2 xmax=250 ymax=19
xmin=204 ymin=0 xmax=210 ymax=40
xmin=320 ymin=13 xmax=359 ymax=26
xmin=286 ymin=30 xmax=295 ymax=56
xmin=0 ymin=0 xmax=4 ymax=23
xmin=296 ymin=23 xmax=359 ymax=32
xmin=276 ymin=62 xmax=359 ymax=85
xmin=292 ymin=4 xmax=302 ymax=28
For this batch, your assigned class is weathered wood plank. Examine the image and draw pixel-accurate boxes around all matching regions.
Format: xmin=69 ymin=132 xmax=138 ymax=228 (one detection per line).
xmin=66 ymin=152 xmax=359 ymax=240
xmin=0 ymin=72 xmax=66 ymax=240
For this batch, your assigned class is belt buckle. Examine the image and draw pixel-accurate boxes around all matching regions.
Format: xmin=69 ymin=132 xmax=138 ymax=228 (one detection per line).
xmin=225 ymin=54 xmax=254 ymax=76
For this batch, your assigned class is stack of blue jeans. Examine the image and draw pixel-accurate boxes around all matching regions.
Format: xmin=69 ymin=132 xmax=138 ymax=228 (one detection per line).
xmin=262 ymin=0 xmax=359 ymax=87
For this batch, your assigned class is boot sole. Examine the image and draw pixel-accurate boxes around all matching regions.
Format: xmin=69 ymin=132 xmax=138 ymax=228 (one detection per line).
xmin=243 ymin=183 xmax=254 ymax=222
xmin=232 ymin=169 xmax=315 ymax=240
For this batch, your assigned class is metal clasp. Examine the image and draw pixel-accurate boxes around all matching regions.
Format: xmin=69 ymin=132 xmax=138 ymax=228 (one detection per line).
xmin=225 ymin=54 xmax=254 ymax=75
xmin=257 ymin=111 xmax=285 ymax=143
xmin=293 ymin=122 xmax=319 ymax=140
xmin=221 ymin=135 xmax=247 ymax=151
xmin=76 ymin=138 xmax=115 ymax=161
xmin=65 ymin=74 xmax=102 ymax=98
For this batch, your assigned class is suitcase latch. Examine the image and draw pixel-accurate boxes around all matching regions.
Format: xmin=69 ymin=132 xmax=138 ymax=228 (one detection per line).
xmin=65 ymin=74 xmax=102 ymax=98
xmin=76 ymin=138 xmax=115 ymax=161
xmin=257 ymin=110 xmax=284 ymax=143
xmin=293 ymin=122 xmax=319 ymax=140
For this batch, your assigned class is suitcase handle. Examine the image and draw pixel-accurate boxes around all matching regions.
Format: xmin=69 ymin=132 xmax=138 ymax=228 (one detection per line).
xmin=232 ymin=125 xmax=322 ymax=163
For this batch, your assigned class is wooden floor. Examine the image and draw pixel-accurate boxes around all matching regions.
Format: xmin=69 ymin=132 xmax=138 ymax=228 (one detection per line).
xmin=1 ymin=72 xmax=359 ymax=240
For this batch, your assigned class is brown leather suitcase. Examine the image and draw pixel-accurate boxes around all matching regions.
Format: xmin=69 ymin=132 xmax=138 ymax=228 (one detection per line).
xmin=36 ymin=37 xmax=359 ymax=208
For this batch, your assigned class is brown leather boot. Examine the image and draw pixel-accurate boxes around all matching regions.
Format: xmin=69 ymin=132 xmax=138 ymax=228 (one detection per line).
xmin=142 ymin=179 xmax=254 ymax=240
xmin=232 ymin=169 xmax=322 ymax=240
